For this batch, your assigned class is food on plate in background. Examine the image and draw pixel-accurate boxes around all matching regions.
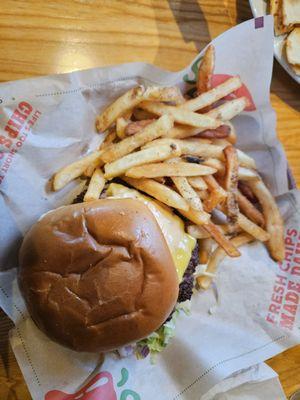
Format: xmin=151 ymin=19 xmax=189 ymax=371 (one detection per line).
xmin=18 ymin=45 xmax=285 ymax=361
xmin=270 ymin=0 xmax=300 ymax=75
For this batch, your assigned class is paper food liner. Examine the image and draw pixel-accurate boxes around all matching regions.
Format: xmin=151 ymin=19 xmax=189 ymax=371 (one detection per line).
xmin=0 ymin=16 xmax=299 ymax=400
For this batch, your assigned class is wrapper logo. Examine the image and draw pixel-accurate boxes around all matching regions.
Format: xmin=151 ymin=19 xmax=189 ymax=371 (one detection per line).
xmin=45 ymin=369 xmax=141 ymax=400
xmin=0 ymin=101 xmax=42 ymax=184
xmin=266 ymin=228 xmax=300 ymax=330
xmin=183 ymin=57 xmax=256 ymax=111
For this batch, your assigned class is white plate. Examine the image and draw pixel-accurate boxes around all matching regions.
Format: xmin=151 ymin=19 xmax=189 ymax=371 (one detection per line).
xmin=249 ymin=0 xmax=300 ymax=84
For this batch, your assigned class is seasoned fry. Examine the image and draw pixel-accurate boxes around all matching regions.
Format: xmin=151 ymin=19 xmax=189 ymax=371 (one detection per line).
xmin=178 ymin=207 xmax=211 ymax=226
xmin=125 ymin=119 xmax=155 ymax=136
xmin=172 ymin=177 xmax=203 ymax=211
xmin=197 ymin=45 xmax=215 ymax=95
xmin=139 ymin=101 xmax=222 ymax=129
xmin=116 ymin=117 xmax=128 ymax=139
xmin=104 ymin=143 xmax=181 ymax=179
xmin=167 ymin=125 xmax=205 ymax=139
xmin=247 ymin=179 xmax=284 ymax=261
xmin=188 ymin=176 xmax=208 ymax=190
xmin=237 ymin=190 xmax=265 ymax=226
xmin=203 ymin=158 xmax=225 ymax=174
xmin=206 ymin=97 xmax=248 ymax=121
xmin=99 ymin=129 xmax=117 ymax=150
xmin=124 ymin=177 xmax=189 ymax=211
xmin=143 ymin=86 xmax=185 ymax=104
xmin=101 ymin=114 xmax=173 ymax=163
xmin=197 ymin=234 xmax=253 ymax=289
xmin=183 ymin=76 xmax=242 ymax=111
xmin=126 ymin=162 xmax=216 ymax=179
xmin=223 ymin=145 xmax=239 ymax=230
xmin=96 ymin=86 xmax=145 ymax=132
xmin=83 ymin=168 xmax=106 ymax=202
xmin=53 ymin=150 xmax=103 ymax=191
xmin=198 ymin=238 xmax=213 ymax=264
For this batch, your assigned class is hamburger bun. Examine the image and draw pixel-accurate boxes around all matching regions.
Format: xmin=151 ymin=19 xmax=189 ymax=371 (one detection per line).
xmin=19 ymin=198 xmax=179 ymax=352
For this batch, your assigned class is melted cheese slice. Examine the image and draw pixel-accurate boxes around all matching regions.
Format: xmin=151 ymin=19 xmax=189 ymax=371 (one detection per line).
xmin=106 ymin=183 xmax=196 ymax=280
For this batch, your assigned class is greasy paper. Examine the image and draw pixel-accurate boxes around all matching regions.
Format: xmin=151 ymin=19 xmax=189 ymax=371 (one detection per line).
xmin=0 ymin=16 xmax=299 ymax=400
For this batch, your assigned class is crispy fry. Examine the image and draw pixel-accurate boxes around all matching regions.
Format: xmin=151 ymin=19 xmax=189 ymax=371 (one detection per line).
xmin=126 ymin=162 xmax=216 ymax=179
xmin=101 ymin=114 xmax=173 ymax=163
xmin=223 ymin=145 xmax=239 ymax=230
xmin=247 ymin=179 xmax=284 ymax=261
xmin=172 ymin=177 xmax=203 ymax=211
xmin=96 ymin=86 xmax=145 ymax=132
xmin=99 ymin=129 xmax=117 ymax=150
xmin=116 ymin=117 xmax=128 ymax=139
xmin=53 ymin=150 xmax=103 ymax=191
xmin=198 ymin=238 xmax=213 ymax=264
xmin=206 ymin=97 xmax=248 ymax=121
xmin=83 ymin=168 xmax=106 ymax=202
xmin=202 ymin=222 xmax=241 ymax=257
xmin=125 ymin=119 xmax=155 ymax=136
xmin=139 ymin=101 xmax=222 ymax=129
xmin=188 ymin=176 xmax=208 ymax=190
xmin=104 ymin=142 xmax=181 ymax=179
xmin=197 ymin=45 xmax=215 ymax=95
xmin=123 ymin=177 xmax=189 ymax=211
xmin=237 ymin=190 xmax=265 ymax=226
xmin=183 ymin=76 xmax=242 ymax=112
xmin=197 ymin=234 xmax=253 ymax=289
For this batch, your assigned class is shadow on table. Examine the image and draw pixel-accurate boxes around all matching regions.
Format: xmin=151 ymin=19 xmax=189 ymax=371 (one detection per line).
xmin=151 ymin=0 xmax=211 ymax=68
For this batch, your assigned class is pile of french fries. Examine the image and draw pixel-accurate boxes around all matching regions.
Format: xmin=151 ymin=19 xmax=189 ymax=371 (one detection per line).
xmin=52 ymin=45 xmax=285 ymax=290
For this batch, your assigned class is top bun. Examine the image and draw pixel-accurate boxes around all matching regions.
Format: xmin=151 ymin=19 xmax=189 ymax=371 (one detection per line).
xmin=18 ymin=198 xmax=178 ymax=352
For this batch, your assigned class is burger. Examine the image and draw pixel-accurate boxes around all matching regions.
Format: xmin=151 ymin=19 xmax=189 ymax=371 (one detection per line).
xmin=18 ymin=183 xmax=197 ymax=357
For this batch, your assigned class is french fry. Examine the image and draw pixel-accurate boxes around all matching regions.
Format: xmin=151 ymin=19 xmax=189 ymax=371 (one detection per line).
xmin=143 ymin=86 xmax=185 ymax=104
xmin=101 ymin=114 xmax=173 ymax=163
xmin=238 ymin=181 xmax=257 ymax=202
xmin=197 ymin=44 xmax=215 ymax=95
xmin=225 ymin=122 xmax=237 ymax=144
xmin=99 ymin=129 xmax=117 ymax=150
xmin=237 ymin=213 xmax=270 ymax=242
xmin=198 ymin=238 xmax=213 ymax=264
xmin=196 ymin=189 xmax=209 ymax=200
xmin=238 ymin=167 xmax=260 ymax=181
xmin=203 ymin=175 xmax=227 ymax=212
xmin=196 ymin=124 xmax=231 ymax=139
xmin=116 ymin=117 xmax=128 ymax=139
xmin=83 ymin=168 xmax=106 ymax=202
xmin=203 ymin=158 xmax=225 ymax=174
xmin=197 ymin=233 xmax=253 ymax=289
xmin=53 ymin=150 xmax=103 ymax=191
xmin=188 ymin=176 xmax=208 ymax=190
xmin=187 ymin=224 xmax=211 ymax=239
xmin=104 ymin=142 xmax=181 ymax=179
xmin=143 ymin=137 xmax=212 ymax=152
xmin=172 ymin=177 xmax=203 ymax=211
xmin=223 ymin=145 xmax=239 ymax=230
xmin=206 ymin=97 xmax=248 ymax=121
xmin=183 ymin=76 xmax=242 ymax=111
xmin=96 ymin=86 xmax=146 ymax=132
xmin=166 ymin=125 xmax=205 ymax=139
xmin=126 ymin=162 xmax=216 ymax=178
xmin=123 ymin=177 xmax=189 ymax=211
xmin=202 ymin=222 xmax=241 ymax=257
xmin=237 ymin=190 xmax=265 ymax=226
xmin=139 ymin=101 xmax=222 ymax=129
xmin=125 ymin=119 xmax=155 ymax=136
xmin=178 ymin=207 xmax=211 ymax=226
xmin=247 ymin=179 xmax=284 ymax=261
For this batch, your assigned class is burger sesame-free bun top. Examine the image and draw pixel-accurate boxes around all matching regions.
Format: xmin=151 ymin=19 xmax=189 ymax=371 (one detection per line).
xmin=18 ymin=198 xmax=179 ymax=352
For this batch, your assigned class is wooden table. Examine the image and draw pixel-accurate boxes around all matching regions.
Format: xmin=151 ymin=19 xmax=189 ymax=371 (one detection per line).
xmin=0 ymin=1 xmax=299 ymax=398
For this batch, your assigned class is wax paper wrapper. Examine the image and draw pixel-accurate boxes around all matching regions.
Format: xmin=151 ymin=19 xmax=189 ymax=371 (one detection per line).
xmin=0 ymin=16 xmax=299 ymax=400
